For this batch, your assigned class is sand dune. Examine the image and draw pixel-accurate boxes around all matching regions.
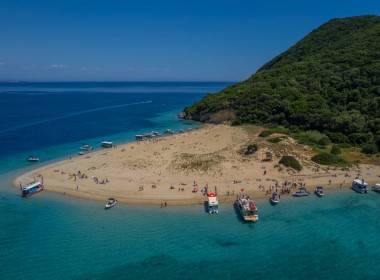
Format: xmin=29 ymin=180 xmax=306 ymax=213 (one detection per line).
xmin=14 ymin=124 xmax=380 ymax=204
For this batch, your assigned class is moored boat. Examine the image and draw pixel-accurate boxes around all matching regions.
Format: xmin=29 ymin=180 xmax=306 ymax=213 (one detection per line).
xmin=135 ymin=134 xmax=145 ymax=141
xmin=80 ymin=144 xmax=93 ymax=150
xmin=105 ymin=198 xmax=117 ymax=209
xmin=315 ymin=186 xmax=324 ymax=197
xmin=270 ymin=192 xmax=280 ymax=204
xmin=351 ymin=179 xmax=368 ymax=194
xmin=101 ymin=141 xmax=113 ymax=148
xmin=235 ymin=194 xmax=259 ymax=221
xmin=164 ymin=129 xmax=174 ymax=134
xmin=371 ymin=183 xmax=380 ymax=193
xmin=21 ymin=181 xmax=44 ymax=197
xmin=207 ymin=192 xmax=219 ymax=214
xmin=27 ymin=156 xmax=39 ymax=162
xmin=292 ymin=187 xmax=310 ymax=197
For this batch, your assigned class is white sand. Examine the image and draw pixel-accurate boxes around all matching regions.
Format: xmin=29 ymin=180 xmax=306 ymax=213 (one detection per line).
xmin=14 ymin=124 xmax=380 ymax=204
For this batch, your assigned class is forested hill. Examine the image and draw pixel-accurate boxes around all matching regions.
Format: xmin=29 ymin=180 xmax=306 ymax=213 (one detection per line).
xmin=183 ymin=15 xmax=380 ymax=146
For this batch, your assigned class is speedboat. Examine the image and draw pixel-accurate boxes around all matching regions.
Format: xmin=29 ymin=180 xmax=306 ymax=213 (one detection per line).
xmin=78 ymin=151 xmax=85 ymax=155
xmin=351 ymin=179 xmax=368 ymax=194
xmin=27 ymin=156 xmax=39 ymax=162
xmin=315 ymin=186 xmax=324 ymax=197
xmin=372 ymin=183 xmax=380 ymax=193
xmin=80 ymin=144 xmax=93 ymax=150
xmin=292 ymin=187 xmax=310 ymax=197
xmin=270 ymin=192 xmax=280 ymax=204
xmin=105 ymin=198 xmax=117 ymax=209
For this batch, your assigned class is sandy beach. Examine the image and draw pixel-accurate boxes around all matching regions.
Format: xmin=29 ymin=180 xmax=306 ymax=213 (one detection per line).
xmin=14 ymin=124 xmax=380 ymax=205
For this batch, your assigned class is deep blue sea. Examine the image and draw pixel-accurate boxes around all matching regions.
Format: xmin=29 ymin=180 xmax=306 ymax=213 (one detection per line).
xmin=0 ymin=82 xmax=379 ymax=280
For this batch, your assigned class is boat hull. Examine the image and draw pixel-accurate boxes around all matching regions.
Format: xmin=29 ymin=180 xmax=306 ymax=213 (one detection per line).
xmin=22 ymin=188 xmax=43 ymax=197
xmin=105 ymin=200 xmax=117 ymax=209
xmin=270 ymin=198 xmax=279 ymax=204
xmin=351 ymin=187 xmax=368 ymax=194
xmin=292 ymin=193 xmax=310 ymax=197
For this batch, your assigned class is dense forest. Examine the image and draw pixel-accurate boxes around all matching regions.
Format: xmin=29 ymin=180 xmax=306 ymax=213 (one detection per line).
xmin=183 ymin=16 xmax=380 ymax=151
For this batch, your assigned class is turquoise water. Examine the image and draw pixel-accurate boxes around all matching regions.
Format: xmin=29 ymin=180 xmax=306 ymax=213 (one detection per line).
xmin=1 ymin=186 xmax=379 ymax=280
xmin=1 ymin=83 xmax=380 ymax=279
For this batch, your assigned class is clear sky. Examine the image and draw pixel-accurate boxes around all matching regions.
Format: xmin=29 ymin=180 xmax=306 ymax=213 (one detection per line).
xmin=0 ymin=0 xmax=379 ymax=82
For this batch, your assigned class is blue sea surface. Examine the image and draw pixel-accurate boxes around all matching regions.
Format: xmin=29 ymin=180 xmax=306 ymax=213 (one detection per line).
xmin=0 ymin=82 xmax=379 ymax=280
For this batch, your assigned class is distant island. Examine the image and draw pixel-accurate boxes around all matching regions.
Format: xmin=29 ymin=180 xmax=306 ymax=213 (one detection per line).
xmin=182 ymin=15 xmax=380 ymax=155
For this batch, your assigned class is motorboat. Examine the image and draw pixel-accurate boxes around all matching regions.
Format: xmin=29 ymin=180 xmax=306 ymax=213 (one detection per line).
xmin=235 ymin=194 xmax=259 ymax=221
xmin=270 ymin=192 xmax=280 ymax=204
xmin=315 ymin=186 xmax=324 ymax=197
xmin=351 ymin=179 xmax=368 ymax=194
xmin=80 ymin=144 xmax=93 ymax=150
xmin=27 ymin=156 xmax=39 ymax=162
xmin=105 ymin=198 xmax=117 ymax=209
xmin=372 ymin=183 xmax=380 ymax=193
xmin=78 ymin=151 xmax=85 ymax=155
xmin=21 ymin=181 xmax=44 ymax=197
xmin=292 ymin=187 xmax=310 ymax=197
xmin=101 ymin=141 xmax=113 ymax=148
xmin=135 ymin=135 xmax=145 ymax=141
xmin=207 ymin=193 xmax=219 ymax=214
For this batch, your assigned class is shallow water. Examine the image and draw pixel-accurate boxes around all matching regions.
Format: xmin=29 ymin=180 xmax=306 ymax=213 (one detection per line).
xmin=1 ymin=82 xmax=379 ymax=279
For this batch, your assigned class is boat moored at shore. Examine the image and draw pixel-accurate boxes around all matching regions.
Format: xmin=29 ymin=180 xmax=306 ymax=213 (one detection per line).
xmin=101 ymin=141 xmax=113 ymax=148
xmin=351 ymin=179 xmax=368 ymax=194
xmin=270 ymin=192 xmax=280 ymax=204
xmin=21 ymin=181 xmax=44 ymax=197
xmin=207 ymin=192 xmax=219 ymax=214
xmin=235 ymin=194 xmax=259 ymax=221
xmin=372 ymin=183 xmax=380 ymax=193
xmin=105 ymin=198 xmax=117 ymax=209
xmin=292 ymin=187 xmax=310 ymax=197
xmin=315 ymin=186 xmax=324 ymax=197
xmin=80 ymin=144 xmax=93 ymax=150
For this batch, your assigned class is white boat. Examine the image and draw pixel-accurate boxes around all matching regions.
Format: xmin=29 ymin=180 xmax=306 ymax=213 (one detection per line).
xmin=292 ymin=187 xmax=310 ymax=197
xmin=372 ymin=183 xmax=380 ymax=193
xmin=235 ymin=194 xmax=259 ymax=221
xmin=135 ymin=134 xmax=145 ymax=141
xmin=315 ymin=186 xmax=324 ymax=197
xmin=270 ymin=192 xmax=280 ymax=204
xmin=207 ymin=193 xmax=219 ymax=214
xmin=21 ymin=181 xmax=44 ymax=197
xmin=101 ymin=141 xmax=113 ymax=148
xmin=351 ymin=179 xmax=368 ymax=194
xmin=27 ymin=156 xmax=39 ymax=162
xmin=78 ymin=151 xmax=85 ymax=155
xmin=105 ymin=198 xmax=117 ymax=209
xmin=80 ymin=144 xmax=93 ymax=150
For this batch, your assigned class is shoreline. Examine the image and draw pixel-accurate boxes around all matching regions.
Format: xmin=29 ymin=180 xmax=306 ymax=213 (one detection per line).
xmin=13 ymin=124 xmax=380 ymax=205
